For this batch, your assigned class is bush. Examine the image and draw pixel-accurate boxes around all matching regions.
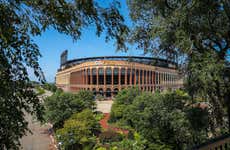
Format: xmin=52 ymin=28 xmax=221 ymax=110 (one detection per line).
xmin=95 ymin=111 xmax=104 ymax=121
xmin=109 ymin=89 xmax=210 ymax=149
xmin=44 ymin=90 xmax=95 ymax=129
xmin=96 ymin=94 xmax=104 ymax=101
xmin=99 ymin=130 xmax=123 ymax=144
xmin=109 ymin=87 xmax=140 ymax=123
xmin=42 ymin=83 xmax=57 ymax=92
xmin=35 ymin=86 xmax=45 ymax=95
xmin=56 ymin=109 xmax=101 ymax=150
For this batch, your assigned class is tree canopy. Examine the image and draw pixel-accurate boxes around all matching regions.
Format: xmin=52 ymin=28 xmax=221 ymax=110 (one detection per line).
xmin=110 ymin=89 xmax=210 ymax=149
xmin=44 ymin=90 xmax=95 ymax=129
xmin=127 ymin=0 xmax=230 ymax=61
xmin=56 ymin=109 xmax=101 ymax=150
xmin=0 ymin=1 xmax=128 ymax=148
xmin=127 ymin=0 xmax=230 ymax=132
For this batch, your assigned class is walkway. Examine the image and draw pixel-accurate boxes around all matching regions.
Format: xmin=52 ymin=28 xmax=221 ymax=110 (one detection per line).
xmin=20 ymin=114 xmax=55 ymax=150
xmin=99 ymin=113 xmax=129 ymax=134
xmin=20 ymin=90 xmax=55 ymax=150
xmin=96 ymin=100 xmax=113 ymax=113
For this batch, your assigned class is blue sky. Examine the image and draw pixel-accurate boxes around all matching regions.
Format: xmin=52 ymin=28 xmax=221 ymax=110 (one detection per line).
xmin=30 ymin=1 xmax=145 ymax=82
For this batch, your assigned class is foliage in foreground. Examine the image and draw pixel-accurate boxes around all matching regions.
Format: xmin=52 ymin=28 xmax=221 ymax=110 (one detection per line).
xmin=44 ymin=90 xmax=95 ymax=129
xmin=56 ymin=109 xmax=101 ymax=150
xmin=42 ymin=83 xmax=58 ymax=93
xmin=110 ymin=88 xmax=210 ymax=149
xmin=0 ymin=0 xmax=128 ymax=148
xmin=35 ymin=85 xmax=46 ymax=95
xmin=96 ymin=131 xmax=146 ymax=150
xmin=127 ymin=0 xmax=230 ymax=132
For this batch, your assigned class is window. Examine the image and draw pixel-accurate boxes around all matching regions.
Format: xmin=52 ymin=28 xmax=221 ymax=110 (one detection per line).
xmin=132 ymin=69 xmax=135 ymax=85
xmin=140 ymin=70 xmax=143 ymax=84
xmin=106 ymin=88 xmax=111 ymax=97
xmin=144 ymin=70 xmax=146 ymax=84
xmin=92 ymin=68 xmax=97 ymax=85
xmin=136 ymin=70 xmax=139 ymax=84
xmin=121 ymin=68 xmax=125 ymax=85
xmin=114 ymin=68 xmax=119 ymax=85
xmin=87 ymin=68 xmax=90 ymax=84
xmin=155 ymin=72 xmax=158 ymax=84
xmin=98 ymin=68 xmax=104 ymax=85
xmin=106 ymin=68 xmax=112 ymax=84
xmin=127 ymin=69 xmax=131 ymax=84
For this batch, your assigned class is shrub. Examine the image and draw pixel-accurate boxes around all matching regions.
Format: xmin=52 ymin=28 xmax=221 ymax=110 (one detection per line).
xmin=56 ymin=109 xmax=100 ymax=150
xmin=44 ymin=90 xmax=95 ymax=129
xmin=35 ymin=86 xmax=45 ymax=95
xmin=99 ymin=130 xmax=123 ymax=144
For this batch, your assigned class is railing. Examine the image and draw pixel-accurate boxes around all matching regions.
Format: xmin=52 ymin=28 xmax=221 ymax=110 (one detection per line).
xmin=192 ymin=134 xmax=230 ymax=150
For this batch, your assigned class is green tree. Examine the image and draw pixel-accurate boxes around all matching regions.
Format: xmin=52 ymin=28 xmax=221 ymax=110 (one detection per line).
xmin=109 ymin=87 xmax=140 ymax=123
xmin=127 ymin=0 xmax=230 ymax=132
xmin=110 ymin=90 xmax=210 ymax=149
xmin=42 ymin=83 xmax=58 ymax=92
xmin=56 ymin=109 xmax=101 ymax=150
xmin=0 ymin=1 xmax=128 ymax=148
xmin=109 ymin=132 xmax=147 ymax=150
xmin=44 ymin=90 xmax=95 ymax=129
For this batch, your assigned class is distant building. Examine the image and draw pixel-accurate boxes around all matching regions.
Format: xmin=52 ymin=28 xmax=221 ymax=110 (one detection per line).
xmin=56 ymin=52 xmax=183 ymax=98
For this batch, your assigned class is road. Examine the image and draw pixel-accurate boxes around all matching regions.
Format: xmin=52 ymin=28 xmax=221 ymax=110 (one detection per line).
xmin=20 ymin=114 xmax=53 ymax=150
xmin=20 ymin=90 xmax=54 ymax=150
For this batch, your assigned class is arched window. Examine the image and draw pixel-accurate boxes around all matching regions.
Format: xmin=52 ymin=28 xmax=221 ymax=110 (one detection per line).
xmin=99 ymin=88 xmax=104 ymax=96
xmin=113 ymin=68 xmax=119 ymax=85
xmin=140 ymin=70 xmax=143 ymax=84
xmin=132 ymin=69 xmax=135 ymax=85
xmin=92 ymin=88 xmax=96 ymax=95
xmin=127 ymin=68 xmax=131 ymax=84
xmin=87 ymin=68 xmax=90 ymax=84
xmin=146 ymin=70 xmax=149 ymax=84
xmin=92 ymin=68 xmax=97 ymax=85
xmin=144 ymin=70 xmax=146 ymax=84
xmin=106 ymin=68 xmax=112 ymax=84
xmin=98 ymin=68 xmax=104 ymax=85
xmin=106 ymin=88 xmax=111 ymax=97
xmin=150 ymin=71 xmax=152 ymax=84
xmin=113 ymin=88 xmax=119 ymax=95
xmin=120 ymin=68 xmax=125 ymax=85
xmin=136 ymin=69 xmax=139 ymax=84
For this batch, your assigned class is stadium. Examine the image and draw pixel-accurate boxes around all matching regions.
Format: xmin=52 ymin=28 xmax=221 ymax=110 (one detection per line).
xmin=55 ymin=51 xmax=183 ymax=98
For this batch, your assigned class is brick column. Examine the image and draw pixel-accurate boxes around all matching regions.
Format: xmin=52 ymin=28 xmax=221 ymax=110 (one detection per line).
xmin=118 ymin=67 xmax=121 ymax=89
xmin=152 ymin=71 xmax=154 ymax=92
xmin=104 ymin=67 xmax=106 ymax=86
xmin=85 ymin=69 xmax=88 ymax=85
xmin=82 ymin=69 xmax=84 ymax=85
xmin=142 ymin=70 xmax=144 ymax=86
xmin=149 ymin=71 xmax=151 ymax=85
xmin=104 ymin=67 xmax=106 ymax=98
xmin=90 ymin=68 xmax=92 ymax=85
xmin=112 ymin=67 xmax=114 ymax=85
xmin=138 ymin=69 xmax=141 ymax=89
xmin=111 ymin=68 xmax=114 ymax=97
xmin=96 ymin=68 xmax=99 ymax=86
xmin=160 ymin=72 xmax=162 ymax=85
xmin=125 ymin=67 xmax=127 ymax=86
xmin=133 ymin=69 xmax=135 ymax=86
xmin=129 ymin=69 xmax=132 ymax=85
xmin=165 ymin=72 xmax=167 ymax=86
xmin=146 ymin=71 xmax=149 ymax=86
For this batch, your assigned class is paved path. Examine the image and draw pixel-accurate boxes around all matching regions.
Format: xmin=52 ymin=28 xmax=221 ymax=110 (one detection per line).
xmin=99 ymin=113 xmax=129 ymax=134
xmin=20 ymin=90 xmax=54 ymax=150
xmin=96 ymin=100 xmax=113 ymax=113
xmin=20 ymin=114 xmax=54 ymax=150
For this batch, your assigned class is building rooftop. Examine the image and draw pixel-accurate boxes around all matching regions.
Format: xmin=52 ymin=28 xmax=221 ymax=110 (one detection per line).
xmin=59 ymin=56 xmax=177 ymax=71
